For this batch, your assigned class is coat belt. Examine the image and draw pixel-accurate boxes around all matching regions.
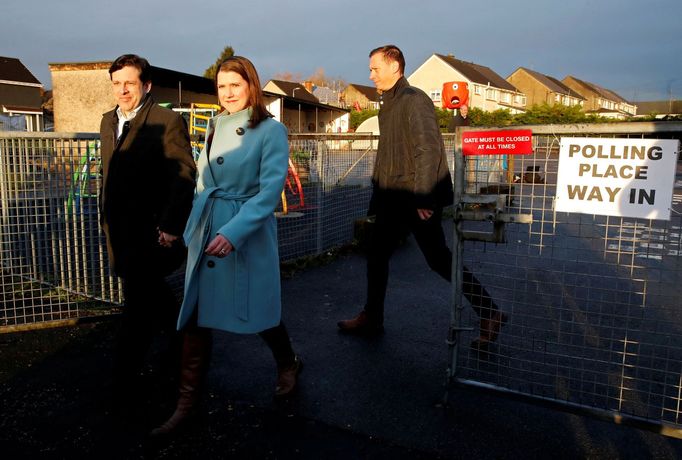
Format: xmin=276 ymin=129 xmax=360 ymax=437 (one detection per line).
xmin=183 ymin=187 xmax=257 ymax=321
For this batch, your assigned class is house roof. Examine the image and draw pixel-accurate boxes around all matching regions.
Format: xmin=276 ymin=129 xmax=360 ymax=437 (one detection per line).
xmin=150 ymin=66 xmax=214 ymax=94
xmin=515 ymin=67 xmax=585 ymax=100
xmin=263 ymin=90 xmax=349 ymax=113
xmin=0 ymin=56 xmax=42 ymax=86
xmin=0 ymin=82 xmax=43 ymax=109
xmin=313 ymin=86 xmax=339 ymax=105
xmin=346 ymin=83 xmax=379 ymax=102
xmin=565 ymin=76 xmax=630 ymax=104
xmin=49 ymin=61 xmax=215 ymax=95
xmin=266 ymin=80 xmax=319 ymax=103
xmin=434 ymin=54 xmax=518 ymax=92
xmin=2 ymin=105 xmax=42 ymax=114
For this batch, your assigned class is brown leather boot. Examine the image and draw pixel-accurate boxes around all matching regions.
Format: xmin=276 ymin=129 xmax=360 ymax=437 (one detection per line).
xmin=275 ymin=356 xmax=303 ymax=398
xmin=337 ymin=311 xmax=384 ymax=335
xmin=150 ymin=328 xmax=211 ymax=437
xmin=471 ymin=311 xmax=508 ymax=348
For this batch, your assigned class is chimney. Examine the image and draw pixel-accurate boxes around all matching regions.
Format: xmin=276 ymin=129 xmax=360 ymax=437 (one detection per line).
xmin=303 ymin=80 xmax=314 ymax=93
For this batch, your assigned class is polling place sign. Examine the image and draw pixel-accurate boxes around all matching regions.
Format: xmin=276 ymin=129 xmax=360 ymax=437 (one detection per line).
xmin=462 ymin=129 xmax=533 ymax=155
xmin=555 ymin=137 xmax=679 ymax=220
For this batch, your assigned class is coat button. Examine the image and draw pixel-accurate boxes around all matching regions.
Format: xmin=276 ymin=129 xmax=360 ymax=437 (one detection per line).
xmin=236 ymin=127 xmax=245 ymax=135
xmin=207 ymin=260 xmax=215 ymax=268
xmin=216 ymin=157 xmax=224 ymax=165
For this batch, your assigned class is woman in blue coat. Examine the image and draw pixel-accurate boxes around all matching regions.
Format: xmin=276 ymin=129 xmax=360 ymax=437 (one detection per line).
xmin=152 ymin=56 xmax=301 ymax=436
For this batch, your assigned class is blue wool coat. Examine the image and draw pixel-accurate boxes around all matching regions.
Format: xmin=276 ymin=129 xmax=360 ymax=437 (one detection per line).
xmin=177 ymin=108 xmax=289 ymax=333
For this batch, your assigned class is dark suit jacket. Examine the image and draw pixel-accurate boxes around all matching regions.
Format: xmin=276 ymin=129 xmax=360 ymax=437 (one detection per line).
xmin=100 ymin=94 xmax=196 ymax=278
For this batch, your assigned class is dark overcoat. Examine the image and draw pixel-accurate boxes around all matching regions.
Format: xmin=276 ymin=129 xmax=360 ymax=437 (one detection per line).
xmin=99 ymin=94 xmax=196 ymax=278
xmin=373 ymin=77 xmax=453 ymax=210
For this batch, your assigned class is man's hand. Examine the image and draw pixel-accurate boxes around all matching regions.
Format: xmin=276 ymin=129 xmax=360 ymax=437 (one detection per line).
xmin=417 ymin=208 xmax=433 ymax=220
xmin=158 ymin=230 xmax=178 ymax=248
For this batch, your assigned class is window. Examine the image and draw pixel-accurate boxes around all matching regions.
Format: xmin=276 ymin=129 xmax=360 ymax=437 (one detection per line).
xmin=430 ymin=90 xmax=441 ymax=102
xmin=474 ymin=85 xmax=482 ymax=95
xmin=501 ymin=92 xmax=510 ymax=103
xmin=555 ymin=94 xmax=561 ymax=103
xmin=485 ymin=88 xmax=496 ymax=100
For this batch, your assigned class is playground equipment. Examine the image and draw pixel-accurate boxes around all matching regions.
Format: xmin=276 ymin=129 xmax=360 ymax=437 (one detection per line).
xmin=188 ymin=103 xmax=222 ymax=161
xmin=66 ymin=140 xmax=99 ymax=215
xmin=186 ymin=103 xmax=306 ymax=215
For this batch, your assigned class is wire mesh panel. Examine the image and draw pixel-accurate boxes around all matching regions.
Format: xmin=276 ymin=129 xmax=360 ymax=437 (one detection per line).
xmin=0 ymin=133 xmax=121 ymax=330
xmin=450 ymin=123 xmax=682 ymax=433
xmin=276 ymin=134 xmax=375 ymax=261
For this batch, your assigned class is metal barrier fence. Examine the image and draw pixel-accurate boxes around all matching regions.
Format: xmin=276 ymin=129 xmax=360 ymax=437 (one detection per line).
xmin=447 ymin=122 xmax=682 ymax=437
xmin=0 ymin=132 xmax=378 ymax=331
xmin=0 ymin=133 xmax=121 ymax=331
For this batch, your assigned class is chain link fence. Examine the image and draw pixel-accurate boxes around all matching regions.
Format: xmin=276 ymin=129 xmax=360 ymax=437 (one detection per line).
xmin=447 ymin=122 xmax=682 ymax=437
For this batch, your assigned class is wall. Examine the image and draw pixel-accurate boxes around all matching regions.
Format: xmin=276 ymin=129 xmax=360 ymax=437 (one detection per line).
xmin=50 ymin=63 xmax=113 ymax=132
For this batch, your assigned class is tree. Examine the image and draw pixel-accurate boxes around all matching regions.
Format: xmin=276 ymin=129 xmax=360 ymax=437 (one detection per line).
xmin=307 ymin=68 xmax=347 ymax=90
xmin=271 ymin=71 xmax=303 ymax=82
xmin=350 ymin=109 xmax=379 ymax=130
xmin=204 ymin=46 xmax=235 ymax=80
xmin=272 ymin=67 xmax=347 ymax=90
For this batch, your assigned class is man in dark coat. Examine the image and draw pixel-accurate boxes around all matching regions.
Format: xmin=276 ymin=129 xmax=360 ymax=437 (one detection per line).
xmin=338 ymin=45 xmax=506 ymax=347
xmin=447 ymin=104 xmax=470 ymax=131
xmin=99 ymin=54 xmax=196 ymax=405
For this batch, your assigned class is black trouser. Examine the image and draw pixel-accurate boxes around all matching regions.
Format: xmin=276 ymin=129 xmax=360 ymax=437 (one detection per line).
xmin=365 ymin=192 xmax=498 ymax=322
xmin=113 ymin=274 xmax=181 ymax=394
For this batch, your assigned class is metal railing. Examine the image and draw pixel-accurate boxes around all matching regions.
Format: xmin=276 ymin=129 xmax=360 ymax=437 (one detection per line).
xmin=0 ymin=132 xmax=379 ymax=331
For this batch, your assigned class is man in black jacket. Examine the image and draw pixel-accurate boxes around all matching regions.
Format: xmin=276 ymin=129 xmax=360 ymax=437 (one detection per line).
xmin=338 ymin=45 xmax=506 ymax=346
xmin=100 ymin=54 xmax=196 ymax=407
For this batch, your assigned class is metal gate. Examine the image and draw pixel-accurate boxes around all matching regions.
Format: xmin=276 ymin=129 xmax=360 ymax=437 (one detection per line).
xmin=446 ymin=122 xmax=682 ymax=437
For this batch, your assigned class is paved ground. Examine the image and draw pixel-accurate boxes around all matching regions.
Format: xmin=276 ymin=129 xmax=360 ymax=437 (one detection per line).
xmin=2 ymin=227 xmax=682 ymax=459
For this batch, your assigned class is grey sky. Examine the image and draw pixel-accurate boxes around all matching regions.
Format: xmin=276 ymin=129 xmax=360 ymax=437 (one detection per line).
xmin=3 ymin=0 xmax=681 ymax=101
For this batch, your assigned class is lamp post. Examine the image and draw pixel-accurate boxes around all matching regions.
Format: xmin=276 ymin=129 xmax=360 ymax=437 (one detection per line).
xmin=292 ymin=87 xmax=301 ymax=132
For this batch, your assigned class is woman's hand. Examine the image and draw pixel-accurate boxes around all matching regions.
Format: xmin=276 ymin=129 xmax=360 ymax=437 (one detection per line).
xmin=205 ymin=234 xmax=234 ymax=258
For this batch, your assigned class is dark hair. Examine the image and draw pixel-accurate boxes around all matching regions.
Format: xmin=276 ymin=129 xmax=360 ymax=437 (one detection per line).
xmin=109 ymin=54 xmax=152 ymax=83
xmin=214 ymin=56 xmax=269 ymax=128
xmin=369 ymin=45 xmax=405 ymax=75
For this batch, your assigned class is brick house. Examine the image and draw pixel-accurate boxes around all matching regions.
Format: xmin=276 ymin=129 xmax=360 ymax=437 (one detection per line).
xmin=340 ymin=83 xmax=380 ymax=110
xmin=507 ymin=67 xmax=585 ymax=108
xmin=562 ymin=76 xmax=637 ymax=118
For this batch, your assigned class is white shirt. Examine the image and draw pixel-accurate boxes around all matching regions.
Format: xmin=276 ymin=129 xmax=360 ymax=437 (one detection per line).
xmin=116 ymin=103 xmax=144 ymax=138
